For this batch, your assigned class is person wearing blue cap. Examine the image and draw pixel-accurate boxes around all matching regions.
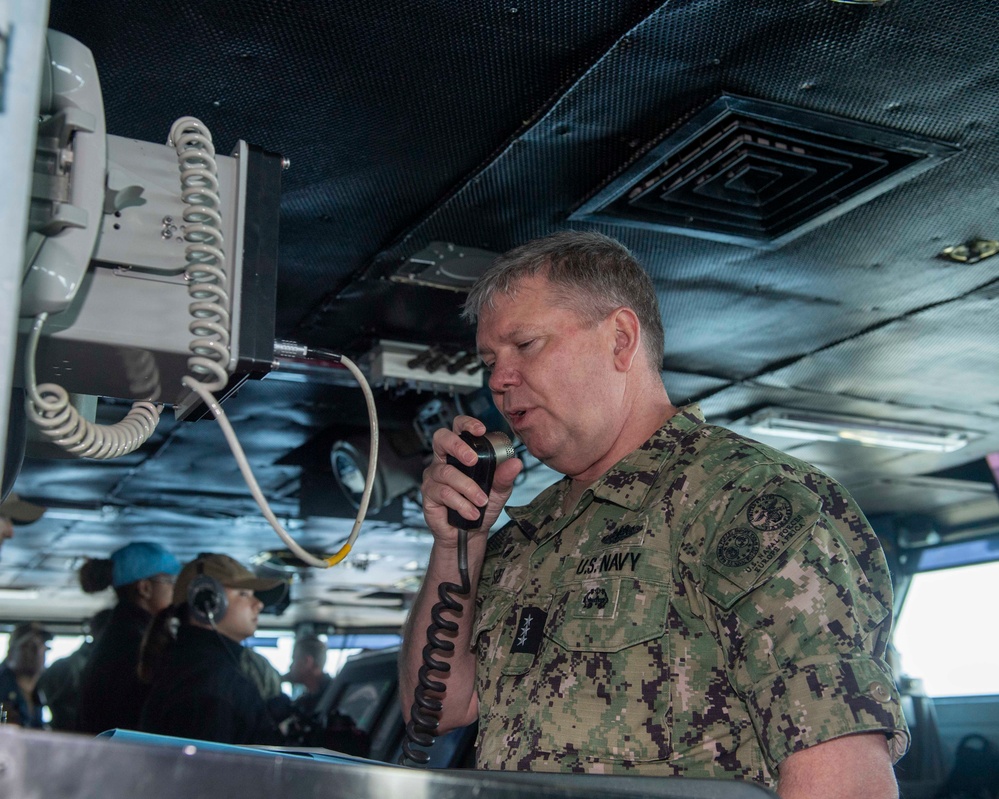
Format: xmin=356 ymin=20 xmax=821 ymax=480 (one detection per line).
xmin=75 ymin=541 xmax=181 ymax=734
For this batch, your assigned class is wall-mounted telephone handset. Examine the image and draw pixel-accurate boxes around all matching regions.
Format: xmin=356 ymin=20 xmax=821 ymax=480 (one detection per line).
xmin=22 ymin=30 xmax=108 ymax=318
xmin=402 ymin=430 xmax=514 ymax=766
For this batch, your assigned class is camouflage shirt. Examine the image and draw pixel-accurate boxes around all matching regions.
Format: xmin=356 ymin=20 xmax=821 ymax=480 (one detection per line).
xmin=472 ymin=404 xmax=909 ymax=785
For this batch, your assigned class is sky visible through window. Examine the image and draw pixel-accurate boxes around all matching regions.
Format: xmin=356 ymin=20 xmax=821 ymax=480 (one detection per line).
xmin=893 ymin=560 xmax=999 ymax=697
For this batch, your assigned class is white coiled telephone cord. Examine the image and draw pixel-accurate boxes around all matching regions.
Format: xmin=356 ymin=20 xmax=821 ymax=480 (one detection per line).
xmin=20 ymin=117 xmax=228 ymax=460
xmin=23 ymin=313 xmax=162 ymax=459
xmin=168 ymin=116 xmax=231 ymax=394
xmin=20 ymin=117 xmax=226 ymax=459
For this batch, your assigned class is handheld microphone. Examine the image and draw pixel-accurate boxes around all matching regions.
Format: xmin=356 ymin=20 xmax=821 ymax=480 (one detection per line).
xmin=404 ymin=429 xmax=515 ymax=766
xmin=446 ymin=431 xmax=515 ymax=530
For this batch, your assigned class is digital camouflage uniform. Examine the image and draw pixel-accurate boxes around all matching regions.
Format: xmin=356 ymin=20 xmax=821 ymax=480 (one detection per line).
xmin=472 ymin=404 xmax=909 ymax=786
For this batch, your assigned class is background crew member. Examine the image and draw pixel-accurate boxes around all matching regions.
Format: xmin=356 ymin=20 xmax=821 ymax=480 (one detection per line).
xmin=276 ymin=635 xmax=369 ymax=755
xmin=285 ymin=635 xmax=332 ymax=719
xmin=38 ymin=608 xmax=112 ymax=731
xmin=401 ymin=231 xmax=909 ymax=799
xmin=0 ymin=622 xmax=52 ymax=728
xmin=77 ymin=541 xmax=181 ymax=733
xmin=138 ymin=553 xmax=286 ymax=746
xmin=242 ymin=645 xmax=285 ymax=705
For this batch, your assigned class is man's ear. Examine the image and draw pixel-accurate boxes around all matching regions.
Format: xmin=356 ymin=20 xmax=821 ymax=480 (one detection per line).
xmin=611 ymin=307 xmax=641 ymax=371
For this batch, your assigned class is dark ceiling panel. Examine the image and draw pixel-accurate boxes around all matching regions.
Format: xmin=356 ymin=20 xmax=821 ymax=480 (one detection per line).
xmin=758 ymin=294 xmax=999 ymax=416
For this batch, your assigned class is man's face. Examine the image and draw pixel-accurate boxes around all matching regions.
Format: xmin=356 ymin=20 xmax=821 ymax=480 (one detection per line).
xmin=288 ymin=645 xmax=312 ymax=684
xmin=8 ymin=634 xmax=48 ymax=678
xmin=214 ymin=587 xmax=263 ymax=642
xmin=477 ymin=275 xmax=628 ymax=480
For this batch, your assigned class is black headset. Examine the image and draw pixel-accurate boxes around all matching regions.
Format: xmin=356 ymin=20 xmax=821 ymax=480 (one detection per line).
xmin=187 ymin=561 xmax=227 ymax=625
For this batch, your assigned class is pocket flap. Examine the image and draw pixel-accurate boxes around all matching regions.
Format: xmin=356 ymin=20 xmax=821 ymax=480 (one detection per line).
xmin=472 ymin=588 xmax=515 ymax=647
xmin=547 ymin=578 xmax=669 ymax=653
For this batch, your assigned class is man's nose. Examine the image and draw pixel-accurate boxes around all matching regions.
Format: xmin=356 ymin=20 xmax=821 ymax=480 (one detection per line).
xmin=487 ymin=363 xmax=519 ymax=392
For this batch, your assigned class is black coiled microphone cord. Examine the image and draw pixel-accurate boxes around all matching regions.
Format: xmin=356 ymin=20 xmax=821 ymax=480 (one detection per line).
xmin=401 ymin=528 xmax=469 ymax=766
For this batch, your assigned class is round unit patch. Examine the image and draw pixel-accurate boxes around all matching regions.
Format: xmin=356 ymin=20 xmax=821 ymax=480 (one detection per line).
xmin=746 ymin=494 xmax=792 ymax=531
xmin=716 ymin=528 xmax=761 ymax=568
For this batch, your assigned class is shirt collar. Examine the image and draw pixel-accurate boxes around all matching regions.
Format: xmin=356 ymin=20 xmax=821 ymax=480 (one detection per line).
xmin=506 ymin=404 xmax=707 ymax=538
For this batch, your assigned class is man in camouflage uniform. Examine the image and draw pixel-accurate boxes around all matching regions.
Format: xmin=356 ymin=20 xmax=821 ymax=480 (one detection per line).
xmin=401 ymin=231 xmax=908 ymax=798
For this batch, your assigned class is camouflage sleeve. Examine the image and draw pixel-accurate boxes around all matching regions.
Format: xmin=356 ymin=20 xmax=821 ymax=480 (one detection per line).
xmin=685 ymin=462 xmax=910 ymax=773
xmin=240 ymin=646 xmax=284 ymax=700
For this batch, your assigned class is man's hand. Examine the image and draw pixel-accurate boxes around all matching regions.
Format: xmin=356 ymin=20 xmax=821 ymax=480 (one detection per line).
xmin=777 ymin=733 xmax=898 ymax=799
xmin=421 ymin=415 xmax=523 ymax=545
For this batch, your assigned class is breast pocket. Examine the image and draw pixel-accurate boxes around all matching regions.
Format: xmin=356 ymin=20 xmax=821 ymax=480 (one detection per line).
xmin=540 ymin=576 xmax=673 ymax=765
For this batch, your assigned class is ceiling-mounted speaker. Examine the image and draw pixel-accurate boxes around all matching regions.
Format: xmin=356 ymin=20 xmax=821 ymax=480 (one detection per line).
xmin=330 ymin=435 xmax=425 ymax=514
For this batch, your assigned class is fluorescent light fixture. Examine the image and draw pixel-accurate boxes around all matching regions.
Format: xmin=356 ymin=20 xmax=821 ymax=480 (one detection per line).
xmin=743 ymin=408 xmax=975 ymax=453
xmin=0 ymin=590 xmax=41 ymax=601
xmin=41 ymin=506 xmax=120 ymax=522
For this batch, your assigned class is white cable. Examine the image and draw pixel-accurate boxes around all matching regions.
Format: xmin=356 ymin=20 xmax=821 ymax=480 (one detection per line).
xmin=180 ymin=354 xmax=378 ymax=568
xmin=23 ymin=313 xmax=162 ymax=458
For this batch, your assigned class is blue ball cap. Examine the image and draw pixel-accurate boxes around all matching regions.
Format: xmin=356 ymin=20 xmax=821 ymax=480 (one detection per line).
xmin=111 ymin=541 xmax=181 ymax=587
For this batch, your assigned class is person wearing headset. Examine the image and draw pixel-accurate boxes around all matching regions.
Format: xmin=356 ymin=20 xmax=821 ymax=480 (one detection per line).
xmin=137 ymin=553 xmax=287 ymax=745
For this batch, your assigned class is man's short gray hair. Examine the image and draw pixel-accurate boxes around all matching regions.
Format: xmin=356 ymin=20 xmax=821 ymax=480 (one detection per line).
xmin=462 ymin=231 xmax=664 ymax=371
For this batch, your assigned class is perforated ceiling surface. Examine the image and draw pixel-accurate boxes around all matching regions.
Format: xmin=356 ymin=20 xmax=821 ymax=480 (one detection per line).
xmin=5 ymin=0 xmax=999 ymax=626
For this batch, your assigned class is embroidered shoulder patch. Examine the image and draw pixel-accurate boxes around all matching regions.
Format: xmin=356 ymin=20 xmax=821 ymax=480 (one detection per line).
xmin=746 ymin=494 xmax=792 ymax=531
xmin=716 ymin=528 xmax=761 ymax=567
xmin=485 ymin=522 xmax=517 ymax=557
xmin=700 ymin=476 xmax=823 ymax=608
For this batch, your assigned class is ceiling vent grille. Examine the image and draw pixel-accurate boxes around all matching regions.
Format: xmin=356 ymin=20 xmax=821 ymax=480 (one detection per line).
xmin=571 ymin=95 xmax=959 ymax=249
